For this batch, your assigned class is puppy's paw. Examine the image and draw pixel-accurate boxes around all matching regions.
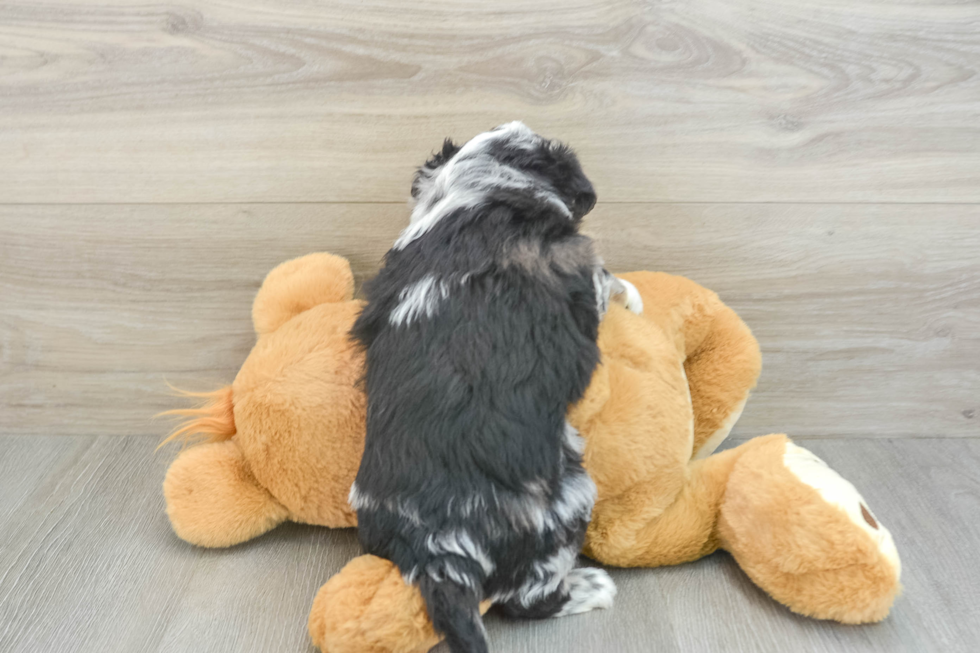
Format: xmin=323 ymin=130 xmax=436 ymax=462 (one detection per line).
xmin=616 ymin=278 xmax=643 ymax=314
xmin=555 ymin=567 xmax=617 ymax=617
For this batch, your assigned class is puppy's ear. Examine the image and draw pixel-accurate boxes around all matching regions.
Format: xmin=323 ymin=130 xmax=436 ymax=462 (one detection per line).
xmin=546 ymin=141 xmax=596 ymax=220
xmin=432 ymin=138 xmax=461 ymax=166
xmin=570 ymin=183 xmax=597 ymax=220
xmin=412 ymin=138 xmax=460 ymax=199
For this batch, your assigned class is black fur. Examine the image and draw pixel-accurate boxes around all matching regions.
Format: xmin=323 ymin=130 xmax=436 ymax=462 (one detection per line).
xmin=410 ymin=138 xmax=461 ymax=199
xmin=350 ymin=123 xmax=612 ymax=652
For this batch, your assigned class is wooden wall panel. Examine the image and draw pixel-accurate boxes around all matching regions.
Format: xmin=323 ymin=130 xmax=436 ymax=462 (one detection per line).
xmin=2 ymin=203 xmax=976 ymax=437
xmin=0 ymin=0 xmax=977 ymax=203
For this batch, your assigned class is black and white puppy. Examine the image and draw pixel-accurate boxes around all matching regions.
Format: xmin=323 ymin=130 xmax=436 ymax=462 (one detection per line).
xmin=350 ymin=122 xmax=642 ymax=653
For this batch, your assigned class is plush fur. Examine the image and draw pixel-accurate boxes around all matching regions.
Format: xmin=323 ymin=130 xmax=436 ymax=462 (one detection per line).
xmin=160 ymin=253 xmax=902 ymax=652
xmin=351 ymin=123 xmax=618 ymax=652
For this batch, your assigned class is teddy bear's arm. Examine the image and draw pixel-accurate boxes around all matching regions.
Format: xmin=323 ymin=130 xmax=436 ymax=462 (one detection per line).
xmin=163 ymin=439 xmax=289 ymax=547
xmin=582 ymin=444 xmax=744 ymax=567
xmin=308 ymin=554 xmax=493 ymax=653
xmin=617 ymin=272 xmax=762 ymax=460
xmin=684 ymin=299 xmax=761 ymax=458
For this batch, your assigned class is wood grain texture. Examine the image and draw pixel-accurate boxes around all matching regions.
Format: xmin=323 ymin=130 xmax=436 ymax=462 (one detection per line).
xmin=1 ymin=2 xmax=975 ymax=649
xmin=0 ymin=435 xmax=362 ymax=653
xmin=2 ymin=203 xmax=977 ymax=438
xmin=1 ymin=435 xmax=978 ymax=652
xmin=0 ymin=0 xmax=978 ymax=203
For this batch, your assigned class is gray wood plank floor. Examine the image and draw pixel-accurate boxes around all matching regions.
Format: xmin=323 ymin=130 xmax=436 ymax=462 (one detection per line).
xmin=1 ymin=435 xmax=977 ymax=653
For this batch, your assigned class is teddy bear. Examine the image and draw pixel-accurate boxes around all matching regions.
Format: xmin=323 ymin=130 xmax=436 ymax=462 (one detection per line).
xmin=161 ymin=252 xmax=901 ymax=653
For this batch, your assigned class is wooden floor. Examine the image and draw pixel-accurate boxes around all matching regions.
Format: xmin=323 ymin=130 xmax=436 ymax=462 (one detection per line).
xmin=1 ymin=0 xmax=979 ymax=651
xmin=1 ymin=435 xmax=977 ymax=653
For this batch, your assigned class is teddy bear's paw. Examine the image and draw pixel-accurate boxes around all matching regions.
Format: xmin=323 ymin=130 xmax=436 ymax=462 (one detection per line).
xmin=554 ymin=567 xmax=617 ymax=617
xmin=783 ymin=442 xmax=901 ymax=578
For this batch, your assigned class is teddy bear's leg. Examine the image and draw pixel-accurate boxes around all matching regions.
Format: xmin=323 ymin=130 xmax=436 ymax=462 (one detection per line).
xmin=308 ymin=555 xmax=439 ymax=653
xmin=252 ymin=252 xmax=356 ymax=335
xmin=308 ymin=555 xmax=492 ymax=653
xmin=583 ymin=439 xmax=751 ymax=567
xmin=163 ymin=439 xmax=289 ymax=547
xmin=618 ymin=272 xmax=762 ymax=460
xmin=716 ymin=434 xmax=902 ymax=624
xmin=683 ymin=302 xmax=761 ymax=460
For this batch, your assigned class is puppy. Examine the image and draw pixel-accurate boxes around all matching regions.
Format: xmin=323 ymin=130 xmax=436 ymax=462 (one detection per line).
xmin=350 ymin=122 xmax=641 ymax=653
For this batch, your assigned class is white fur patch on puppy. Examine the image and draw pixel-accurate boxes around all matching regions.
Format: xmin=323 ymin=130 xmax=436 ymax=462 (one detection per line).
xmin=563 ymin=421 xmax=586 ymax=456
xmin=554 ymin=567 xmax=617 ymax=617
xmin=514 ymin=546 xmax=579 ymax=607
xmin=548 ymin=471 xmax=596 ymax=529
xmin=593 ymin=267 xmax=619 ymax=316
xmin=389 ymin=274 xmax=450 ymax=326
xmin=347 ymin=482 xmax=375 ymax=510
xmin=426 ymin=529 xmax=496 ymax=576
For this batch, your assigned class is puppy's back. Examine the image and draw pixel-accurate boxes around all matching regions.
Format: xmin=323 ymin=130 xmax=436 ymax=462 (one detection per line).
xmin=351 ymin=123 xmax=605 ymax=653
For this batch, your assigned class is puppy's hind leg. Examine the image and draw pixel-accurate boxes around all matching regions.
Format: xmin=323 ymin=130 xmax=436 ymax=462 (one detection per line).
xmin=611 ymin=277 xmax=644 ymax=315
xmin=594 ymin=268 xmax=644 ymax=316
xmin=497 ymin=567 xmax=616 ymax=620
xmin=554 ymin=567 xmax=617 ymax=617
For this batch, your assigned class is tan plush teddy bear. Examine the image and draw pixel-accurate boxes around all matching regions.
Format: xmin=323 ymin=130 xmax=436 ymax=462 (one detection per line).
xmin=162 ymin=252 xmax=901 ymax=653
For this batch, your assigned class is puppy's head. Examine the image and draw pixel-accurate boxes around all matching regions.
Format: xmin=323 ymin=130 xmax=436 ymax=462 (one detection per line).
xmin=411 ymin=122 xmax=596 ymax=222
xmin=484 ymin=122 xmax=596 ymax=221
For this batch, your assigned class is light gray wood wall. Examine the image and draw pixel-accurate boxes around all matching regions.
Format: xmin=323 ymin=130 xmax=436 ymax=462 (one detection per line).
xmin=1 ymin=0 xmax=978 ymax=439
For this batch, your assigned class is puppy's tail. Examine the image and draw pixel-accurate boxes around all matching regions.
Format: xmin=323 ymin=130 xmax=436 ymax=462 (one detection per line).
xmin=418 ymin=573 xmax=488 ymax=653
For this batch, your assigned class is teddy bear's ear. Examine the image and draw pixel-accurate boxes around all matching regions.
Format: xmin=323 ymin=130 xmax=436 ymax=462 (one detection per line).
xmin=252 ymin=253 xmax=356 ymax=335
